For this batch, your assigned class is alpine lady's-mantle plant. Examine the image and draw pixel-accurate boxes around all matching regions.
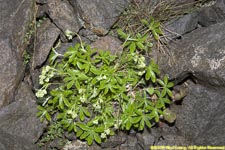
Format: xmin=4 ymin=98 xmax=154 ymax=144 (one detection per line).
xmin=36 ymin=31 xmax=174 ymax=146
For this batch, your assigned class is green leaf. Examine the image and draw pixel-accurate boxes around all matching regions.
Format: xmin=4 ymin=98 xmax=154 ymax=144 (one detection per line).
xmin=95 ymin=126 xmax=105 ymax=133
xmin=76 ymin=129 xmax=83 ymax=137
xmin=141 ymin=19 xmax=149 ymax=26
xmin=67 ymin=80 xmax=74 ymax=89
xmin=87 ymin=135 xmax=93 ymax=145
xmin=147 ymin=87 xmax=154 ymax=95
xmin=45 ymin=112 xmax=51 ymax=121
xmin=79 ymin=110 xmax=85 ymax=121
xmin=157 ymin=79 xmax=164 ymax=86
xmin=153 ymin=22 xmax=160 ymax=28
xmin=37 ymin=105 xmax=45 ymax=111
xmin=155 ymin=28 xmax=163 ymax=35
xmin=139 ymin=119 xmax=145 ymax=130
xmin=36 ymin=111 xmax=43 ymax=117
xmin=94 ymin=133 xmax=101 ymax=144
xmin=132 ymin=116 xmax=141 ymax=124
xmin=145 ymin=119 xmax=152 ymax=128
xmin=150 ymin=70 xmax=156 ymax=83
xmin=117 ymin=29 xmax=128 ymax=39
xmin=75 ymin=80 xmax=80 ymax=89
xmin=80 ymin=131 xmax=89 ymax=139
xmin=163 ymin=109 xmax=176 ymax=123
xmin=90 ymin=67 xmax=100 ymax=75
xmin=167 ymin=82 xmax=174 ymax=88
xmin=68 ymin=123 xmax=74 ymax=132
xmin=136 ymin=42 xmax=145 ymax=49
xmin=126 ymin=119 xmax=132 ymax=130
xmin=152 ymin=30 xmax=159 ymax=40
xmin=145 ymin=69 xmax=151 ymax=80
xmin=167 ymin=89 xmax=173 ymax=98
xmin=83 ymin=107 xmax=91 ymax=117
xmin=129 ymin=42 xmax=136 ymax=53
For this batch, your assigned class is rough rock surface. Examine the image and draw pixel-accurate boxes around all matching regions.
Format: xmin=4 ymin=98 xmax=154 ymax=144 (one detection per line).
xmin=198 ymin=0 xmax=225 ymax=27
xmin=136 ymin=126 xmax=191 ymax=149
xmin=32 ymin=18 xmax=60 ymax=68
xmin=155 ymin=21 xmax=225 ymax=146
xmin=90 ymin=36 xmax=122 ymax=54
xmin=164 ymin=13 xmax=199 ymax=40
xmin=164 ymin=0 xmax=225 ymax=40
xmin=176 ymin=82 xmax=225 ymax=145
xmin=0 ymin=0 xmax=35 ymax=108
xmin=0 ymin=82 xmax=45 ymax=143
xmin=0 ymin=129 xmax=39 ymax=150
xmin=47 ymin=0 xmax=82 ymax=35
xmin=1 ymin=0 xmax=225 ymax=149
xmin=71 ymin=0 xmax=131 ymax=35
xmin=156 ymin=21 xmax=225 ymax=87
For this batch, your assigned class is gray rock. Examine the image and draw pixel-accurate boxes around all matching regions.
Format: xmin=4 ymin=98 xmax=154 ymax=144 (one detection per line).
xmin=0 ymin=129 xmax=39 ymax=150
xmin=155 ymin=135 xmax=190 ymax=146
xmin=0 ymin=0 xmax=35 ymax=108
xmin=90 ymin=36 xmax=122 ymax=54
xmin=0 ymin=82 xmax=45 ymax=143
xmin=30 ymin=68 xmax=42 ymax=90
xmin=36 ymin=0 xmax=47 ymax=4
xmin=137 ymin=126 xmax=191 ymax=149
xmin=163 ymin=0 xmax=225 ymax=40
xmin=71 ymin=0 xmax=131 ymax=35
xmin=176 ymin=83 xmax=225 ymax=145
xmin=32 ymin=18 xmax=60 ymax=68
xmin=156 ymin=21 xmax=225 ymax=86
xmin=164 ymin=13 xmax=199 ymax=40
xmin=47 ymin=0 xmax=82 ymax=35
xmin=198 ymin=0 xmax=225 ymax=27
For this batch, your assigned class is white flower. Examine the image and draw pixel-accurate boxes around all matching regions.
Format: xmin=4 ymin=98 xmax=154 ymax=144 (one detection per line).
xmin=80 ymin=95 xmax=86 ymax=103
xmin=139 ymin=56 xmax=145 ymax=62
xmin=137 ymin=62 xmax=146 ymax=69
xmin=67 ymin=110 xmax=73 ymax=114
xmin=65 ymin=29 xmax=74 ymax=40
xmin=45 ymin=77 xmax=50 ymax=82
xmin=99 ymin=98 xmax=103 ymax=103
xmin=114 ymin=120 xmax=122 ymax=129
xmin=138 ymin=70 xmax=145 ymax=76
xmin=78 ymin=88 xmax=85 ymax=94
xmin=93 ymin=119 xmax=98 ymax=125
xmin=105 ymin=129 xmax=110 ymax=135
xmin=39 ymin=75 xmax=46 ymax=85
xmin=72 ymin=112 xmax=78 ymax=119
xmin=93 ymin=103 xmax=101 ymax=110
xmin=35 ymin=89 xmax=47 ymax=98
xmin=49 ymin=71 xmax=55 ymax=78
xmin=45 ymin=66 xmax=51 ymax=72
xmin=100 ymin=133 xmax=106 ymax=138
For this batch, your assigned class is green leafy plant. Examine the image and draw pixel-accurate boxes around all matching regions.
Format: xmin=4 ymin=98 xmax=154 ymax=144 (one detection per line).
xmin=117 ymin=29 xmax=150 ymax=53
xmin=141 ymin=17 xmax=163 ymax=40
xmin=36 ymin=30 xmax=173 ymax=146
xmin=38 ymin=122 xmax=64 ymax=146
xmin=22 ymin=50 xmax=31 ymax=65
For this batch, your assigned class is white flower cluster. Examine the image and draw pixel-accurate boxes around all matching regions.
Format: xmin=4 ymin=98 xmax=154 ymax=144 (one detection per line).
xmin=93 ymin=118 xmax=98 ymax=125
xmin=39 ymin=66 xmax=55 ymax=85
xmin=100 ymin=128 xmax=111 ymax=138
xmin=132 ymin=53 xmax=146 ymax=69
xmin=93 ymin=102 xmax=101 ymax=110
xmin=80 ymin=95 xmax=86 ymax=103
xmin=67 ymin=110 xmax=78 ymax=119
xmin=35 ymin=88 xmax=47 ymax=98
xmin=114 ymin=120 xmax=122 ymax=129
xmin=137 ymin=55 xmax=146 ymax=69
xmin=96 ymin=75 xmax=107 ymax=81
xmin=65 ymin=29 xmax=74 ymax=40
